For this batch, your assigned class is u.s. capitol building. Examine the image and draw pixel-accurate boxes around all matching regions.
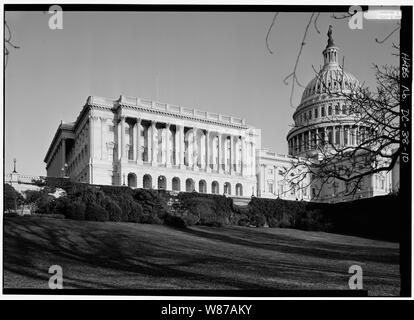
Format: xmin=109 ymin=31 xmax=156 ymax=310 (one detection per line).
xmin=44 ymin=29 xmax=397 ymax=203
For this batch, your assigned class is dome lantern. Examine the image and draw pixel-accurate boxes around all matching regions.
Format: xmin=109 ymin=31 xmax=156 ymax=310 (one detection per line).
xmin=322 ymin=25 xmax=339 ymax=67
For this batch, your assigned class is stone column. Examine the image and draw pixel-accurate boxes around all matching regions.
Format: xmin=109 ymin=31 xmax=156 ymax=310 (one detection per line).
xmin=61 ymin=138 xmax=66 ymax=177
xmin=315 ymin=129 xmax=320 ymax=147
xmin=166 ymin=123 xmax=171 ymax=167
xmin=230 ymin=135 xmax=235 ymax=174
xmin=302 ymin=132 xmax=305 ymax=152
xmin=218 ymin=134 xmax=222 ymax=173
xmin=151 ymin=121 xmax=157 ymax=166
xmin=179 ymin=125 xmax=185 ymax=168
xmin=132 ymin=120 xmax=137 ymax=161
xmin=100 ymin=118 xmax=104 ymax=160
xmin=241 ymin=136 xmax=246 ymax=176
xmin=262 ymin=164 xmax=266 ymax=195
xmin=340 ymin=125 xmax=344 ymax=146
xmin=205 ymin=130 xmax=210 ymax=172
xmin=347 ymin=126 xmax=351 ymax=146
xmin=136 ymin=118 xmax=142 ymax=164
xmin=89 ymin=116 xmax=95 ymax=160
xmin=120 ymin=116 xmax=125 ymax=161
xmin=356 ymin=126 xmax=360 ymax=145
xmin=251 ymin=142 xmax=256 ymax=177
xmin=193 ymin=128 xmax=198 ymax=170
xmin=174 ymin=126 xmax=179 ymax=166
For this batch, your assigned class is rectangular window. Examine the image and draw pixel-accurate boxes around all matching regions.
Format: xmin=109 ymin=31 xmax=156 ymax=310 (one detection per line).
xmin=267 ymin=182 xmax=274 ymax=193
xmin=314 ymin=108 xmax=318 ymax=118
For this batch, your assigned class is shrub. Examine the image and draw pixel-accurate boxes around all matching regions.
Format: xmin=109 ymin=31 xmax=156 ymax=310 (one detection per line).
xmin=164 ymin=214 xmax=187 ymax=228
xmin=133 ymin=189 xmax=169 ymax=218
xmin=128 ymin=202 xmax=143 ymax=222
xmin=66 ymin=200 xmax=86 ymax=220
xmin=139 ymin=214 xmax=163 ymax=225
xmin=85 ymin=203 xmax=109 ymax=222
xmin=177 ymin=193 xmax=233 ymax=226
xmin=102 ymin=197 xmax=123 ymax=222
xmin=54 ymin=196 xmax=71 ymax=216
xmin=35 ymin=193 xmax=56 ymax=215
xmin=4 ymin=184 xmax=24 ymax=212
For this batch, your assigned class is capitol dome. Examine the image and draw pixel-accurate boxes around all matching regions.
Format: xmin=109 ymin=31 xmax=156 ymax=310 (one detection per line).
xmin=300 ymin=67 xmax=359 ymax=105
xmin=287 ymin=26 xmax=365 ymax=158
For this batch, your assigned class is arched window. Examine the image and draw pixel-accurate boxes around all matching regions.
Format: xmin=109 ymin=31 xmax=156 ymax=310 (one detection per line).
xmin=143 ymin=174 xmax=152 ymax=189
xmin=199 ymin=180 xmax=207 ymax=193
xmin=224 ymin=182 xmax=231 ymax=195
xmin=212 ymin=181 xmax=219 ymax=194
xmin=127 ymin=173 xmax=137 ymax=188
xmin=186 ymin=178 xmax=194 ymax=192
xmin=236 ymin=183 xmax=243 ymax=196
xmin=172 ymin=177 xmax=180 ymax=191
xmin=158 ymin=175 xmax=166 ymax=190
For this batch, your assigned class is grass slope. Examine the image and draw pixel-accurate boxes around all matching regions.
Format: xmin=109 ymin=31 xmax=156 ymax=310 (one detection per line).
xmin=3 ymin=217 xmax=400 ymax=295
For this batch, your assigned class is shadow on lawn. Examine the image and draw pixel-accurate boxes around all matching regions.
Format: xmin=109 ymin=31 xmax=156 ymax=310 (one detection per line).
xmin=4 ymin=218 xmax=280 ymax=289
xmin=3 ymin=217 xmax=400 ymax=292
xmin=180 ymin=226 xmax=399 ymax=264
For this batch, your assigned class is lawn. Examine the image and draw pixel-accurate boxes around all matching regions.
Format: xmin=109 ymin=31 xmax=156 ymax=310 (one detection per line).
xmin=3 ymin=216 xmax=400 ymax=296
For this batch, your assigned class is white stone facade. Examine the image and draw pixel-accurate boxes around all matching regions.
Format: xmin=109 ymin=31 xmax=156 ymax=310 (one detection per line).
xmin=44 ymin=95 xmax=260 ymax=197
xmin=42 ymin=29 xmax=397 ymax=203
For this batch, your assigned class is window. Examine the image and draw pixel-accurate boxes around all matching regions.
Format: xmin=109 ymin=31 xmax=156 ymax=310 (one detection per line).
xmin=335 ymin=129 xmax=340 ymax=144
xmin=309 ymin=110 xmax=312 ymax=120
xmin=314 ymin=108 xmax=318 ymax=118
xmin=328 ymin=105 xmax=332 ymax=116
xmin=335 ymin=104 xmax=340 ymax=115
xmin=267 ymin=182 xmax=274 ymax=193
xmin=321 ymin=107 xmax=326 ymax=117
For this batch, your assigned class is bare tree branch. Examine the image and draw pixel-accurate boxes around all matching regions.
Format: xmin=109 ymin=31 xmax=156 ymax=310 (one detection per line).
xmin=4 ymin=21 xmax=20 ymax=68
xmin=265 ymin=13 xmax=279 ymax=54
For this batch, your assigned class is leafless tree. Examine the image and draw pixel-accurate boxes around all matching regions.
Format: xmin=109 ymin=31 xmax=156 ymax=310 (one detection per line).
xmin=284 ymin=60 xmax=400 ymax=199
xmin=264 ymin=12 xmax=400 ymax=200
xmin=4 ymin=21 xmax=20 ymax=68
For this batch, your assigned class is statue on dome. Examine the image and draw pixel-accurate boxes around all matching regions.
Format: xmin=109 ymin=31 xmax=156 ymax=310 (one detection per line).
xmin=327 ymin=25 xmax=335 ymax=47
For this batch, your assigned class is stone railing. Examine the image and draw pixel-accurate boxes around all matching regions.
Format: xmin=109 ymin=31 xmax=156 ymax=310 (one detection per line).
xmin=88 ymin=95 xmax=247 ymax=127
